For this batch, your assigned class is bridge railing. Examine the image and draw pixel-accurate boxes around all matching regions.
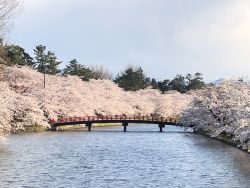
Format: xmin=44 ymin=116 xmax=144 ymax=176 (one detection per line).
xmin=49 ymin=115 xmax=177 ymax=124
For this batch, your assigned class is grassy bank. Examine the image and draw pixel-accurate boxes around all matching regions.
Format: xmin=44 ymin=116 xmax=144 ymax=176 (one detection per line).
xmin=19 ymin=124 xmax=49 ymax=132
xmin=54 ymin=123 xmax=121 ymax=131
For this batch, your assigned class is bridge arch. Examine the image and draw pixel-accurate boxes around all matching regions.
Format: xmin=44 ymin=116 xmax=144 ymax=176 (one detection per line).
xmin=49 ymin=115 xmax=178 ymax=132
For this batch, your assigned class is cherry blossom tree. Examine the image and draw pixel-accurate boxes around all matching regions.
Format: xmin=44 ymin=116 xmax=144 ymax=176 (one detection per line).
xmin=2 ymin=65 xmax=249 ymax=151
xmin=179 ymin=81 xmax=250 ymax=149
xmin=0 ymin=66 xmax=192 ymax=139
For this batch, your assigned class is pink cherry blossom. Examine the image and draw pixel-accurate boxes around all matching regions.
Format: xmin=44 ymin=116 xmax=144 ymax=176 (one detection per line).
xmin=0 ymin=66 xmax=192 ymax=139
xmin=179 ymin=80 xmax=250 ymax=149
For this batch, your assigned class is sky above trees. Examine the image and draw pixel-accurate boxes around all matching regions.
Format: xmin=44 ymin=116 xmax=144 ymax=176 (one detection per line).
xmin=9 ymin=0 xmax=250 ymax=81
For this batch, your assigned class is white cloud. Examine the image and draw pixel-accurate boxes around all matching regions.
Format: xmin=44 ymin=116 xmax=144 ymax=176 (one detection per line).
xmin=177 ymin=1 xmax=250 ymax=68
xmin=10 ymin=0 xmax=250 ymax=80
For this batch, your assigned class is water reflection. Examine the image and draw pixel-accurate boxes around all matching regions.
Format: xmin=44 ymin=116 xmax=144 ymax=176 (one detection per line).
xmin=0 ymin=125 xmax=249 ymax=188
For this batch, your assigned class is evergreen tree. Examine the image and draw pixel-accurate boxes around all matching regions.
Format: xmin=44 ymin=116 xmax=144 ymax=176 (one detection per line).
xmin=145 ymin=77 xmax=151 ymax=87
xmin=186 ymin=72 xmax=206 ymax=90
xmin=158 ymin=79 xmax=170 ymax=93
xmin=150 ymin=78 xmax=159 ymax=89
xmin=45 ymin=51 xmax=61 ymax=75
xmin=34 ymin=45 xmax=46 ymax=72
xmin=34 ymin=45 xmax=61 ymax=75
xmin=114 ymin=66 xmax=148 ymax=91
xmin=169 ymin=74 xmax=186 ymax=93
xmin=63 ymin=59 xmax=81 ymax=75
xmin=5 ymin=45 xmax=34 ymax=66
xmin=63 ymin=59 xmax=95 ymax=81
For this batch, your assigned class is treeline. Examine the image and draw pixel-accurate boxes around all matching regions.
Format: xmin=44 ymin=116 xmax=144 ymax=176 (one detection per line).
xmin=0 ymin=42 xmax=206 ymax=93
xmin=0 ymin=43 xmax=112 ymax=81
xmin=114 ymin=66 xmax=205 ymax=93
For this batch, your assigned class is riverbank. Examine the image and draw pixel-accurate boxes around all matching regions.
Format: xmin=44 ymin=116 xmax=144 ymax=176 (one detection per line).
xmin=8 ymin=120 xmax=250 ymax=154
xmin=0 ymin=65 xmax=192 ymax=138
xmin=19 ymin=123 xmax=122 ymax=132
xmin=1 ymin=66 xmax=249 ymax=155
xmin=49 ymin=125 xmax=250 ymax=153
xmin=179 ymin=81 xmax=250 ymax=154
xmin=193 ymin=128 xmax=250 ymax=153
xmin=55 ymin=123 xmax=122 ymax=131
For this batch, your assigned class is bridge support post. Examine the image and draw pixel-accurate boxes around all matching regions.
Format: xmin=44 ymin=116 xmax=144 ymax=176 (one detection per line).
xmin=86 ymin=123 xmax=92 ymax=131
xmin=50 ymin=125 xmax=57 ymax=131
xmin=122 ymin=122 xmax=128 ymax=132
xmin=159 ymin=124 xmax=165 ymax=132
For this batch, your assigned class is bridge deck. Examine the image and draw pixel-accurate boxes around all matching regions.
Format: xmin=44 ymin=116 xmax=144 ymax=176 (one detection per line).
xmin=49 ymin=115 xmax=178 ymax=132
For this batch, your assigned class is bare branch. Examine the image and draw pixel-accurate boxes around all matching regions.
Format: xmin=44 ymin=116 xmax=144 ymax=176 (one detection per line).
xmin=0 ymin=0 xmax=23 ymax=37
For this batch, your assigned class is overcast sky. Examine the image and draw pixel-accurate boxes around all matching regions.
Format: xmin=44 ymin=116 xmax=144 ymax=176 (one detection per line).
xmin=9 ymin=0 xmax=250 ymax=81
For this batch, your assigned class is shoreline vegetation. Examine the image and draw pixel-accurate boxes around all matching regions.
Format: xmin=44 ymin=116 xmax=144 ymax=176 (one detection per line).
xmin=0 ymin=65 xmax=249 ymax=154
xmin=194 ymin=128 xmax=250 ymax=153
xmin=53 ymin=123 xmax=122 ymax=131
xmin=0 ymin=0 xmax=249 ymax=157
xmin=0 ymin=65 xmax=191 ymax=135
xmin=179 ymin=81 xmax=250 ymax=153
xmin=13 ymin=121 xmax=250 ymax=153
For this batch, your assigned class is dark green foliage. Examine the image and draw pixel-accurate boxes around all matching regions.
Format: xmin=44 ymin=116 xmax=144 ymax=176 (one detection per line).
xmin=145 ymin=77 xmax=151 ymax=87
xmin=63 ymin=59 xmax=81 ymax=75
xmin=34 ymin=45 xmax=46 ymax=72
xmin=114 ymin=66 xmax=148 ymax=91
xmin=63 ymin=59 xmax=95 ymax=81
xmin=5 ymin=45 xmax=34 ymax=66
xmin=1 ymin=41 xmax=206 ymax=92
xmin=186 ymin=73 xmax=206 ymax=91
xmin=44 ymin=51 xmax=62 ymax=75
xmin=157 ymin=79 xmax=171 ymax=93
xmin=115 ymin=66 xmax=206 ymax=93
xmin=34 ymin=45 xmax=61 ymax=75
xmin=150 ymin=73 xmax=206 ymax=93
xmin=169 ymin=74 xmax=187 ymax=93
xmin=151 ymin=78 xmax=158 ymax=89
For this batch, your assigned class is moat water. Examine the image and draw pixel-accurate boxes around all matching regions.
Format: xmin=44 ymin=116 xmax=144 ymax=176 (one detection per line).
xmin=0 ymin=124 xmax=250 ymax=188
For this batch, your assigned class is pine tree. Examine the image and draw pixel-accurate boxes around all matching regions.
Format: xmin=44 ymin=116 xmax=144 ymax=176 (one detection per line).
xmin=63 ymin=59 xmax=95 ymax=81
xmin=34 ymin=45 xmax=61 ymax=75
xmin=150 ymin=78 xmax=159 ymax=89
xmin=114 ymin=66 xmax=148 ymax=91
xmin=34 ymin=45 xmax=46 ymax=73
xmin=186 ymin=72 xmax=206 ymax=90
xmin=45 ymin=51 xmax=61 ymax=75
xmin=5 ymin=45 xmax=34 ymax=66
xmin=169 ymin=74 xmax=186 ymax=93
xmin=63 ymin=59 xmax=81 ymax=75
xmin=158 ymin=79 xmax=170 ymax=93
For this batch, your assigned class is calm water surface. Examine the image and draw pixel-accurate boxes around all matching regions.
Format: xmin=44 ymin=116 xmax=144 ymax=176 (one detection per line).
xmin=0 ymin=124 xmax=250 ymax=188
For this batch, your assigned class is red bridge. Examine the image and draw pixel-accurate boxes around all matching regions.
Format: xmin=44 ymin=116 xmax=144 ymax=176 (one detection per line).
xmin=49 ymin=115 xmax=178 ymax=132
